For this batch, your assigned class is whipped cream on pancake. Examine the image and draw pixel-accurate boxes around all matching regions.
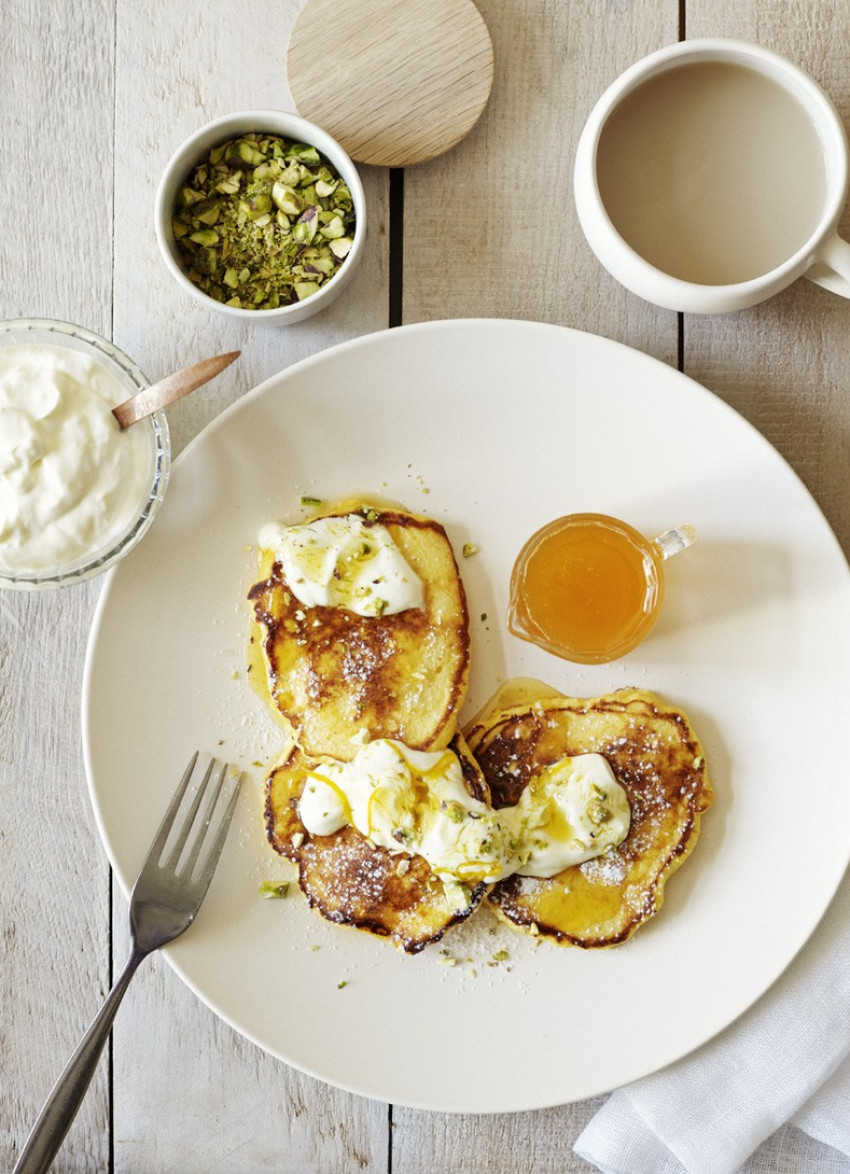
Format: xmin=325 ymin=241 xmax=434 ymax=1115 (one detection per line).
xmin=297 ymin=738 xmax=630 ymax=886
xmin=259 ymin=513 xmax=425 ymax=617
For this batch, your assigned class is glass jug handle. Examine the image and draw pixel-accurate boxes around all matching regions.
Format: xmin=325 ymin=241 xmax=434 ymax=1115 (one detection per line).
xmin=653 ymin=523 xmax=696 ymax=560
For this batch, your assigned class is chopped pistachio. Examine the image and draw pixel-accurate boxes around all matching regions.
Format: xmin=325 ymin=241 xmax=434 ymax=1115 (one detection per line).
xmin=300 ymin=495 xmax=323 ymax=507
xmin=273 ymin=184 xmax=302 ymax=216
xmin=289 ymin=143 xmax=321 ymax=163
xmin=244 ymin=193 xmax=272 ymax=221
xmin=178 ymin=186 xmax=204 ymax=207
xmin=462 ymin=542 xmax=479 ymax=557
xmin=329 ymin=236 xmax=353 ymax=259
xmin=294 ymin=280 xmax=321 ymax=300
xmin=441 ymin=799 xmax=466 ymax=824
xmin=320 ymin=215 xmax=346 ymax=239
xmin=292 ymin=206 xmax=319 ymax=245
xmin=171 ymin=131 xmax=356 ymax=310
xmin=258 ymin=880 xmax=290 ymax=899
xmin=230 ymin=139 xmax=266 ymax=167
xmin=587 ymin=799 xmax=612 ymax=826
xmin=194 ymin=199 xmax=221 ymax=225
xmin=337 ymin=979 xmax=348 ymax=989
xmin=189 ymin=228 xmax=219 ymax=246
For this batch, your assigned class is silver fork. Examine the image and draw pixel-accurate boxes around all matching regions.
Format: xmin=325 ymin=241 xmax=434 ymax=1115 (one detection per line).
xmin=14 ymin=753 xmax=244 ymax=1174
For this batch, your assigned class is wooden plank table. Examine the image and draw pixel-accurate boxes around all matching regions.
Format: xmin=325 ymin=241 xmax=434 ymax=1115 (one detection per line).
xmin=3 ymin=1 xmax=850 ymax=1170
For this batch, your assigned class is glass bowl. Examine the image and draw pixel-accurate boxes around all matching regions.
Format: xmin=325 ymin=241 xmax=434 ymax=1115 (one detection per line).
xmin=0 ymin=318 xmax=170 ymax=591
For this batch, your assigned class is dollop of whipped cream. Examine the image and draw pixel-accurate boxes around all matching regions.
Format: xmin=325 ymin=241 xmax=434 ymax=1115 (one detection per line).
xmin=259 ymin=513 xmax=425 ymax=617
xmin=0 ymin=343 xmax=151 ymax=574
xmin=297 ymin=739 xmax=630 ymax=887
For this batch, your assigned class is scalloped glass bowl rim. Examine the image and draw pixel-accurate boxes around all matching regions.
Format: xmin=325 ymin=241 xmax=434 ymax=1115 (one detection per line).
xmin=0 ymin=318 xmax=170 ymax=591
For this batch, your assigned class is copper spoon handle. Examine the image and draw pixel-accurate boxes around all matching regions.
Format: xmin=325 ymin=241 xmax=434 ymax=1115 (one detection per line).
xmin=112 ymin=350 xmax=241 ymax=430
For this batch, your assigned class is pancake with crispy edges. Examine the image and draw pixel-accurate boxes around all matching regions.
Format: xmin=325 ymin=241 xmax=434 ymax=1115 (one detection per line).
xmin=265 ymin=734 xmax=491 ymax=953
xmin=465 ymin=682 xmax=713 ymax=948
xmin=248 ymin=503 xmax=469 ymax=761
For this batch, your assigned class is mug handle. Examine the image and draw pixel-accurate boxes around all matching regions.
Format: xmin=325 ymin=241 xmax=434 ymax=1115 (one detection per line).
xmin=805 ymin=232 xmax=850 ymax=297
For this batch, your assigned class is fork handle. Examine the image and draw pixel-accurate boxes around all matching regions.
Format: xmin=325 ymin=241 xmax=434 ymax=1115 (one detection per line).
xmin=14 ymin=947 xmax=146 ymax=1174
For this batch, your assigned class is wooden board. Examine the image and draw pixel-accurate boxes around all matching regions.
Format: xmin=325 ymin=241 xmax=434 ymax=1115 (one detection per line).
xmin=287 ymin=0 xmax=494 ymax=167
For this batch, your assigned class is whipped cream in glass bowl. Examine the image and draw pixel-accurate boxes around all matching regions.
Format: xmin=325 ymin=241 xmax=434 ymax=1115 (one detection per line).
xmin=0 ymin=319 xmax=170 ymax=590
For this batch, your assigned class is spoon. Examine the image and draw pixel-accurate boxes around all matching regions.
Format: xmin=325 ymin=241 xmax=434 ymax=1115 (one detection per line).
xmin=112 ymin=350 xmax=241 ymax=429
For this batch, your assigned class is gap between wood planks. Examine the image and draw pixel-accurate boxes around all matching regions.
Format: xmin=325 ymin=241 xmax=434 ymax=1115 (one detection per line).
xmin=389 ymin=169 xmax=405 ymax=327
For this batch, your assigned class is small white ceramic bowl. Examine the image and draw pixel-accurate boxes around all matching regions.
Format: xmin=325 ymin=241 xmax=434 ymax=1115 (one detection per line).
xmin=155 ymin=110 xmax=366 ymax=324
xmin=0 ymin=319 xmax=170 ymax=591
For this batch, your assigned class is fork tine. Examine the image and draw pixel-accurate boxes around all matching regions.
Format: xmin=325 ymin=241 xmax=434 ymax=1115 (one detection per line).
xmin=191 ymin=770 xmax=244 ymax=893
xmin=162 ymin=757 xmax=217 ymax=871
xmin=181 ymin=760 xmax=229 ymax=878
xmin=144 ymin=751 xmax=200 ymax=866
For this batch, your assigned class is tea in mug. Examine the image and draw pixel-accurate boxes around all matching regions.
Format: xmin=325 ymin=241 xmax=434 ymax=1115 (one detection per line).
xmin=595 ymin=62 xmax=828 ymax=284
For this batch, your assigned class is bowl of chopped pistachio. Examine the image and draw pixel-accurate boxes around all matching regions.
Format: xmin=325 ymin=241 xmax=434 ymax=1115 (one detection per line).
xmin=155 ymin=111 xmax=365 ymax=322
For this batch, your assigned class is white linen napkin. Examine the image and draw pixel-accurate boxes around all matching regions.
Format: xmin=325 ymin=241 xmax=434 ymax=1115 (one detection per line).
xmin=574 ymin=865 xmax=850 ymax=1174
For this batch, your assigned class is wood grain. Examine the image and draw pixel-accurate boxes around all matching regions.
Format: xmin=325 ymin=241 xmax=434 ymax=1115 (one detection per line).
xmin=107 ymin=0 xmax=393 ymax=1168
xmin=0 ymin=0 xmax=115 ymax=1169
xmin=110 ymin=0 xmax=391 ymax=460
xmin=5 ymin=0 xmax=850 ymax=1170
xmin=401 ymin=0 xmax=681 ymax=368
xmin=397 ymin=4 xmax=681 ymax=1168
xmin=288 ymin=0 xmax=494 ymax=167
xmin=684 ymin=0 xmax=850 ymax=559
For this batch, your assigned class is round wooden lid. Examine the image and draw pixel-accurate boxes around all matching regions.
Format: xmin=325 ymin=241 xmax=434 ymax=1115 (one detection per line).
xmin=287 ymin=0 xmax=494 ymax=168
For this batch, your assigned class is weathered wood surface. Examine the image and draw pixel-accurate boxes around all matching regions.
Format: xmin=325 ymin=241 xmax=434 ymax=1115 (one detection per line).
xmin=3 ymin=0 xmax=850 ymax=1170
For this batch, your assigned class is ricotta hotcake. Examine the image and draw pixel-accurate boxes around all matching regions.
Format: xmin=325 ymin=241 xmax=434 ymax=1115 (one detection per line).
xmin=265 ymin=733 xmax=491 ymax=953
xmin=465 ymin=682 xmax=713 ymax=948
xmin=248 ymin=502 xmax=470 ymax=760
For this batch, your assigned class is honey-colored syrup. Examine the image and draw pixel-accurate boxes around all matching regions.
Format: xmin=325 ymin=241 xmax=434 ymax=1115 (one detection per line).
xmin=508 ymin=513 xmax=663 ymax=664
xmin=531 ymin=869 xmax=627 ymax=938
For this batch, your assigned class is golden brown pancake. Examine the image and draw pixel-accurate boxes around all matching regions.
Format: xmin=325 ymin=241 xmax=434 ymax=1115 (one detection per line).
xmin=248 ymin=503 xmax=470 ymax=760
xmin=465 ymin=682 xmax=713 ymax=948
xmin=265 ymin=734 xmax=491 ymax=953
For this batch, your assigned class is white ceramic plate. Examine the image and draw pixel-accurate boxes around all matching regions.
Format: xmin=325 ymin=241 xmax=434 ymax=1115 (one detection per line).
xmin=83 ymin=319 xmax=850 ymax=1113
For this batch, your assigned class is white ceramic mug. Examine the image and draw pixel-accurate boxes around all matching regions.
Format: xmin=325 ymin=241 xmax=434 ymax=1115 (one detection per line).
xmin=573 ymin=40 xmax=850 ymax=313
